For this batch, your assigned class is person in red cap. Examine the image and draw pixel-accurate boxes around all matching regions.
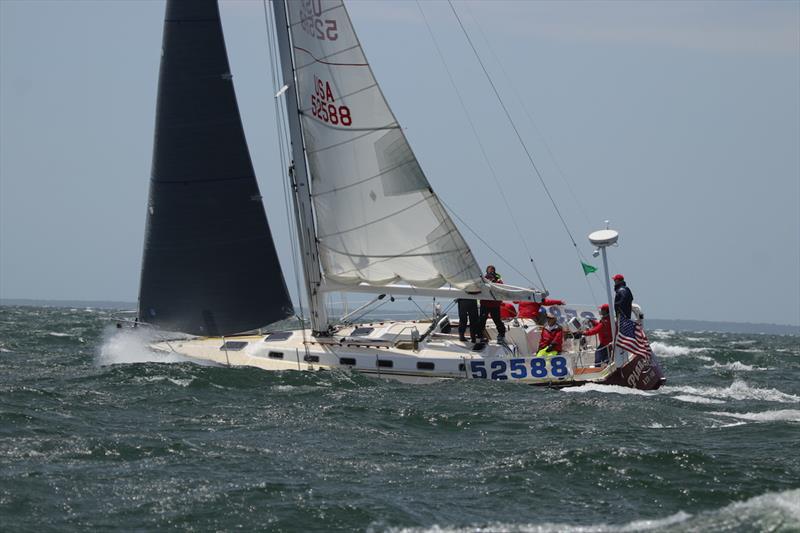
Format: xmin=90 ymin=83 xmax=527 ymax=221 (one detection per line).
xmin=613 ymin=274 xmax=634 ymax=319
xmin=583 ymin=304 xmax=612 ymax=366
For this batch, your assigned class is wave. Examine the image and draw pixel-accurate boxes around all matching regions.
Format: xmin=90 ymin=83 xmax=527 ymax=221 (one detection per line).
xmin=649 ymin=341 xmax=711 ymax=360
xmin=666 ymin=380 xmax=799 ymax=404
xmin=703 ymin=361 xmax=771 ymax=371
xmin=384 ymin=489 xmax=800 ymax=532
xmin=649 ymin=329 xmax=675 ymax=339
xmin=709 ymin=409 xmax=800 ymax=423
xmin=672 ymin=394 xmax=726 ymax=405
xmin=96 ymin=326 xmax=201 ymax=366
xmin=561 ymin=383 xmax=653 ymax=396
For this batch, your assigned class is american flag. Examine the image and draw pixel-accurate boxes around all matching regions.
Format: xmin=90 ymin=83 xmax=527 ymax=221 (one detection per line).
xmin=616 ymin=315 xmax=653 ymax=358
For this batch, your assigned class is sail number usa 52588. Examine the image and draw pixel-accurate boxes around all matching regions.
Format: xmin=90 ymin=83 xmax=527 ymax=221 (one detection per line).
xmin=469 ymin=357 xmax=570 ymax=381
xmin=310 ymin=75 xmax=352 ymax=126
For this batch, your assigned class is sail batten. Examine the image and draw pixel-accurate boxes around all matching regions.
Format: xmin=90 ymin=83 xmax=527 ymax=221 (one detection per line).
xmin=285 ymin=0 xmax=484 ymax=292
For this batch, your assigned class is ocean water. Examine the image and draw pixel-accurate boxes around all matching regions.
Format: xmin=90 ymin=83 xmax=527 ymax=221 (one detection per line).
xmin=1 ymin=305 xmax=798 ymax=532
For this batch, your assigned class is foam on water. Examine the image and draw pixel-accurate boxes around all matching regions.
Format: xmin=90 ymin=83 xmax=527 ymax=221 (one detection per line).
xmin=666 ymin=379 xmax=799 ymax=403
xmin=385 ymin=489 xmax=800 ymax=532
xmin=709 ymin=409 xmax=800 ymax=423
xmin=96 ymin=326 xmax=199 ymax=366
xmin=561 ymin=383 xmax=653 ymax=396
xmin=703 ymin=361 xmax=770 ymax=371
xmin=649 ymin=341 xmax=709 ymax=358
xmin=672 ymin=394 xmax=726 ymax=405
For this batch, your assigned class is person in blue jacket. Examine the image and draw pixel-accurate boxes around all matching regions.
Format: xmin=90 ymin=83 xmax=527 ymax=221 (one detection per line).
xmin=613 ymin=274 xmax=634 ymax=319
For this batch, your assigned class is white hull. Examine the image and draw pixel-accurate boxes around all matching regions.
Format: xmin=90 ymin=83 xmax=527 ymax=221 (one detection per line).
xmin=149 ymin=318 xmax=621 ymax=387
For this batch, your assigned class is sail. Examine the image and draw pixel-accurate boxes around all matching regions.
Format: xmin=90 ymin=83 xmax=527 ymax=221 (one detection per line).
xmin=139 ymin=0 xmax=293 ymax=336
xmin=283 ymin=0 xmax=483 ymax=291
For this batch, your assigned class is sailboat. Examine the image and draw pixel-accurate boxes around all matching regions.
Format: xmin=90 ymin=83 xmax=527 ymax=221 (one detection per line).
xmin=137 ymin=0 xmax=665 ymax=390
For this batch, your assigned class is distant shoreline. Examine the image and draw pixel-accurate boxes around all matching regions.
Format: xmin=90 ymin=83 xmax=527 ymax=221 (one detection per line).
xmin=2 ymin=298 xmax=798 ymax=336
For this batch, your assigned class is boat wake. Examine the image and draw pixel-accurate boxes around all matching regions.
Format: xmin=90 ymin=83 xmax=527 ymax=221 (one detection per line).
xmin=96 ymin=326 xmax=199 ymax=366
xmin=560 ymin=383 xmax=653 ymax=396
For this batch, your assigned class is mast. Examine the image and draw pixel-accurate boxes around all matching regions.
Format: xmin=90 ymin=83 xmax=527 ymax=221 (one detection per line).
xmin=272 ymin=0 xmax=329 ymax=334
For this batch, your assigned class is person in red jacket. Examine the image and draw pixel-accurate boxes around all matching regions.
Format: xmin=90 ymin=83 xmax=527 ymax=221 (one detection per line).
xmin=583 ymin=303 xmax=613 ymax=366
xmin=518 ymin=298 xmax=566 ymax=324
xmin=479 ymin=265 xmax=506 ymax=342
xmin=537 ymin=311 xmax=563 ymax=355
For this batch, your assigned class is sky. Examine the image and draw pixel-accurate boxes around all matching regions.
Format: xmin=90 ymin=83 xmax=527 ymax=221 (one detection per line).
xmin=1 ymin=0 xmax=798 ymax=326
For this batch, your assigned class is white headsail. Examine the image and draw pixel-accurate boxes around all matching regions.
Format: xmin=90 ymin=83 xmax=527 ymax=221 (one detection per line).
xmin=284 ymin=0 xmax=483 ymax=291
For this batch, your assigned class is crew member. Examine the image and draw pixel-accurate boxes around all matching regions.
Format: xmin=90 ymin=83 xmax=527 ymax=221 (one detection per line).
xmin=583 ymin=303 xmax=612 ymax=366
xmin=457 ymin=298 xmax=480 ymax=343
xmin=480 ymin=265 xmax=506 ymax=342
xmin=537 ymin=311 xmax=563 ymax=356
xmin=613 ymin=274 xmax=634 ymax=319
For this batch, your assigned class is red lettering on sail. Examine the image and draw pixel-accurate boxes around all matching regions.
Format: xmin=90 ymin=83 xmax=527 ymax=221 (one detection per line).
xmin=310 ymin=74 xmax=352 ymax=127
xmin=299 ymin=0 xmax=338 ymax=41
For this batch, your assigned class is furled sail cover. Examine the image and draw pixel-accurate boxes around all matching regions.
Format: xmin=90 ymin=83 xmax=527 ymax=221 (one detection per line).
xmin=285 ymin=1 xmax=483 ymax=290
xmin=139 ymin=0 xmax=293 ymax=335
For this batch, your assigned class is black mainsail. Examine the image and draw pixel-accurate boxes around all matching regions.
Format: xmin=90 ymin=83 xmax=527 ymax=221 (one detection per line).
xmin=138 ymin=0 xmax=293 ymax=336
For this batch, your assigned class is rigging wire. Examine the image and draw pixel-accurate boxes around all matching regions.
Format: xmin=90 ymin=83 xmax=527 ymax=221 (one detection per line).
xmin=448 ymin=1 xmax=601 ymax=303
xmin=461 ymin=3 xmax=595 ymax=233
xmin=459 ymin=2 xmax=601 ymax=306
xmin=439 ymin=197 xmax=537 ymax=288
xmin=415 ymin=0 xmax=547 ymax=292
xmin=262 ymin=0 xmax=310 ymax=333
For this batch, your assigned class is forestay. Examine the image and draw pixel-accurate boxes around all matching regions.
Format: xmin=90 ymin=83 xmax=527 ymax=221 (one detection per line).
xmin=284 ymin=0 xmax=483 ymax=291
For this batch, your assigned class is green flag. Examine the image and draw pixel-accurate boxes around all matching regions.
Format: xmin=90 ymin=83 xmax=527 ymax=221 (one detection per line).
xmin=581 ymin=261 xmax=598 ymax=275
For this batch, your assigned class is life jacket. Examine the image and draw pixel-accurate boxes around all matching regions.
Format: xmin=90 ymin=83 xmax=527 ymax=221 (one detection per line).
xmin=537 ymin=326 xmax=563 ymax=353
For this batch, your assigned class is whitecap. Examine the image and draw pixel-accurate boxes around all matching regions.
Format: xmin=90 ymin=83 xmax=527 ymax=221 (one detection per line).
xmin=709 ymin=409 xmax=800 ymax=423
xmin=649 ymin=329 xmax=675 ymax=339
xmin=561 ymin=383 xmax=653 ymax=396
xmin=382 ymin=489 xmax=800 ymax=532
xmin=47 ymin=332 xmax=72 ymax=338
xmin=666 ymin=380 xmax=799 ymax=403
xmin=703 ymin=361 xmax=770 ymax=371
xmin=672 ymin=394 xmax=726 ymax=405
xmin=649 ymin=341 xmax=709 ymax=358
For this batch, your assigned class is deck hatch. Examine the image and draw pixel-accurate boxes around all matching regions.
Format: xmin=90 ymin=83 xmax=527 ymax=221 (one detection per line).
xmin=264 ymin=331 xmax=293 ymax=341
xmin=220 ymin=341 xmax=247 ymax=351
xmin=351 ymin=327 xmax=374 ymax=337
